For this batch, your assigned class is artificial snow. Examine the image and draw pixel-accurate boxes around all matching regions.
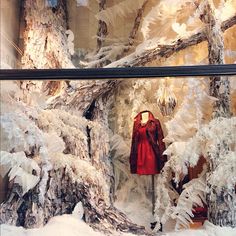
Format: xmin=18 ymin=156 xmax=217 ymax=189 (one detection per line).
xmin=165 ymin=221 xmax=236 ymax=236
xmin=0 ymin=204 xmax=105 ymax=236
xmin=0 ymin=151 xmax=40 ymax=195
xmin=1 ymin=217 xmax=236 ymax=236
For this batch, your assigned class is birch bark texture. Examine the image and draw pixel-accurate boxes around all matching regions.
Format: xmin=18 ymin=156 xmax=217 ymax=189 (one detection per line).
xmin=200 ymin=1 xmax=235 ymax=228
xmin=21 ymin=0 xmax=74 ymax=69
xmin=97 ymin=0 xmax=108 ymax=51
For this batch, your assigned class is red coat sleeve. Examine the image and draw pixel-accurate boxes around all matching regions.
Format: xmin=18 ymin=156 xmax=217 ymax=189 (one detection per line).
xmin=156 ymin=119 xmax=167 ymax=162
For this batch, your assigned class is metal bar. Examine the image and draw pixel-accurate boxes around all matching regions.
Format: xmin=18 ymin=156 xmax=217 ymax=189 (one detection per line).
xmin=0 ymin=64 xmax=236 ymax=80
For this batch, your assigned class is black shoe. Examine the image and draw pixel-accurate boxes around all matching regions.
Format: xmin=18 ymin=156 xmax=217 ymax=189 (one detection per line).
xmin=150 ymin=222 xmax=162 ymax=232
xmin=150 ymin=221 xmax=157 ymax=230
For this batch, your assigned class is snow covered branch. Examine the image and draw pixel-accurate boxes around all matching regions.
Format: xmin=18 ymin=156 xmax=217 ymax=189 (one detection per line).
xmin=84 ymin=0 xmax=148 ymax=68
xmin=105 ymin=14 xmax=236 ymax=67
xmin=172 ymin=169 xmax=207 ymax=230
xmin=47 ymin=80 xmax=121 ymax=118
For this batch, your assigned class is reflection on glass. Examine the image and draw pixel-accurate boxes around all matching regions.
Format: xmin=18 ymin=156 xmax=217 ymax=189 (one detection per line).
xmin=0 ymin=76 xmax=235 ymax=233
xmin=1 ymin=1 xmax=236 ymax=69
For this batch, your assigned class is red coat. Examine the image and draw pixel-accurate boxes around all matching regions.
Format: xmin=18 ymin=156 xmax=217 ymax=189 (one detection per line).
xmin=130 ymin=111 xmax=167 ymax=175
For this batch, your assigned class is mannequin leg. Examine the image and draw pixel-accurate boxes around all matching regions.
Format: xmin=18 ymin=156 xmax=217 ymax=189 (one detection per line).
xmin=152 ymin=174 xmax=155 ymax=215
xmin=150 ymin=175 xmax=163 ymax=232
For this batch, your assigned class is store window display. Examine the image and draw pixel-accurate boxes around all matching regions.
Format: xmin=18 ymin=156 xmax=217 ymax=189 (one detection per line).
xmin=1 ymin=0 xmax=236 ymax=234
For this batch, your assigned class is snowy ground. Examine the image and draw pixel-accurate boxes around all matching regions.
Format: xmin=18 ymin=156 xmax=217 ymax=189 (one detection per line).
xmin=165 ymin=220 xmax=236 ymax=236
xmin=1 ymin=218 xmax=235 ymax=236
xmin=1 ymin=215 xmax=104 ymax=236
xmin=1 ymin=211 xmax=235 ymax=236
xmin=0 ymin=202 xmax=137 ymax=236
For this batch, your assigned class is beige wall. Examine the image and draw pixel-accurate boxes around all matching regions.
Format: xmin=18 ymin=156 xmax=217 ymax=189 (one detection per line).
xmin=0 ymin=0 xmax=21 ymax=69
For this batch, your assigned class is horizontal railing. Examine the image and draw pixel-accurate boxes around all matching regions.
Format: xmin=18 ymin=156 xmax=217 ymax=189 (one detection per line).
xmin=0 ymin=64 xmax=236 ymax=80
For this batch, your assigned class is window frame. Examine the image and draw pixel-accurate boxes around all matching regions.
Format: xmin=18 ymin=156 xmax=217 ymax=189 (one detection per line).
xmin=0 ymin=64 xmax=236 ymax=80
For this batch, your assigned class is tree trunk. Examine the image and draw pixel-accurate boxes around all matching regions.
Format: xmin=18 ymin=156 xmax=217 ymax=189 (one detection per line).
xmin=0 ymin=168 xmax=149 ymax=235
xmin=200 ymin=1 xmax=235 ymax=227
xmin=21 ymin=0 xmax=75 ymax=97
xmin=47 ymin=80 xmax=121 ymax=116
xmin=97 ymin=0 xmax=108 ymax=51
xmin=127 ymin=0 xmax=148 ymax=47
xmin=21 ymin=0 xmax=74 ymax=69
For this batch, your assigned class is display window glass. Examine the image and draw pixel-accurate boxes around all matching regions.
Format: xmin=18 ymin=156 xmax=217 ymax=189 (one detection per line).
xmin=1 ymin=0 xmax=236 ymax=235
xmin=1 ymin=0 xmax=236 ymax=69
xmin=0 ymin=76 xmax=235 ymax=233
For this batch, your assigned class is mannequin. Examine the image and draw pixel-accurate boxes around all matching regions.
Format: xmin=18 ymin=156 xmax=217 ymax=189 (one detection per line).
xmin=141 ymin=111 xmax=149 ymax=124
xmin=129 ymin=110 xmax=167 ymax=228
xmin=130 ymin=110 xmax=166 ymax=175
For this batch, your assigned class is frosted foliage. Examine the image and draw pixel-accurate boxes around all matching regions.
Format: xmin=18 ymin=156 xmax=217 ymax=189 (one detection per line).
xmin=43 ymin=132 xmax=65 ymax=154
xmin=95 ymin=0 xmax=146 ymax=26
xmin=159 ymin=78 xmax=216 ymax=183
xmin=215 ymin=0 xmax=236 ymax=22
xmin=37 ymin=109 xmax=112 ymax=183
xmin=141 ymin=0 xmax=194 ymax=40
xmin=110 ymin=79 xmax=173 ymax=141
xmin=0 ymin=151 xmax=40 ymax=195
xmin=110 ymin=134 xmax=155 ymax=228
xmin=191 ymin=117 xmax=236 ymax=191
xmin=65 ymin=29 xmax=75 ymax=55
xmin=0 ymin=81 xmax=22 ymax=106
xmin=153 ymin=164 xmax=207 ymax=231
xmin=164 ymin=78 xmax=215 ymax=143
xmin=154 ymin=173 xmax=179 ymax=229
xmin=83 ymin=44 xmax=130 ymax=68
xmin=0 ymin=85 xmax=113 ymax=211
xmin=141 ymin=0 xmax=236 ymax=41
xmin=51 ymin=153 xmax=110 ymax=204
xmin=161 ymin=117 xmax=236 ymax=227
xmin=0 ymin=109 xmax=52 ymax=202
xmin=153 ymin=79 xmax=234 ymax=230
xmin=37 ymin=109 xmax=89 ymax=159
xmin=149 ymin=78 xmax=217 ymax=230
xmin=0 ymin=111 xmax=47 ymax=153
xmin=172 ymin=169 xmax=207 ymax=230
